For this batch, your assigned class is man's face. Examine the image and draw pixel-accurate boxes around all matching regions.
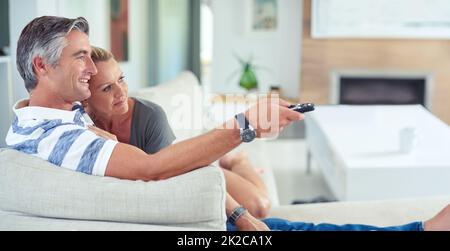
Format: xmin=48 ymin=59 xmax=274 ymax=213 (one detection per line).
xmin=46 ymin=30 xmax=98 ymax=103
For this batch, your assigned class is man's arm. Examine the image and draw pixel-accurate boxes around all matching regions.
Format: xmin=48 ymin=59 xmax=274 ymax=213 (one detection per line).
xmin=104 ymin=98 xmax=303 ymax=181
xmin=105 ymin=118 xmax=241 ymax=181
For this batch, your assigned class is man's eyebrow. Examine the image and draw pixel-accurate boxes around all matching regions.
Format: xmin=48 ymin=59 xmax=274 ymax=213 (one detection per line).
xmin=72 ymin=50 xmax=89 ymax=57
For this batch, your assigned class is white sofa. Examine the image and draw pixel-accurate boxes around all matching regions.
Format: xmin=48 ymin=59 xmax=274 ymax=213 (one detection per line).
xmin=0 ymin=148 xmax=227 ymax=231
xmin=1 ymin=71 xmax=448 ymax=230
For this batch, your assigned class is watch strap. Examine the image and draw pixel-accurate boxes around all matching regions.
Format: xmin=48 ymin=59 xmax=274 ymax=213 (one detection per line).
xmin=228 ymin=206 xmax=247 ymax=225
xmin=235 ymin=113 xmax=249 ymax=129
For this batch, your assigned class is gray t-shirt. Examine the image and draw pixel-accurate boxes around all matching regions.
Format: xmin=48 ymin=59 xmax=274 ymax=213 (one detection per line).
xmin=129 ymin=98 xmax=176 ymax=154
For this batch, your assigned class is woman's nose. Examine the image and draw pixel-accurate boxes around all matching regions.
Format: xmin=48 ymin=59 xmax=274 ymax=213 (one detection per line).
xmin=114 ymin=83 xmax=126 ymax=97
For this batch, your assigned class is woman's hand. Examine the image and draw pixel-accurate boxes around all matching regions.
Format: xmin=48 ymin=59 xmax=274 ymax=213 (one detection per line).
xmin=235 ymin=211 xmax=270 ymax=231
xmin=88 ymin=125 xmax=118 ymax=141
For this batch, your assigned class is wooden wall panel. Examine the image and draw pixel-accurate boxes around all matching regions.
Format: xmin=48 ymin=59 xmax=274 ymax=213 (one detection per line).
xmin=300 ymin=0 xmax=450 ymax=124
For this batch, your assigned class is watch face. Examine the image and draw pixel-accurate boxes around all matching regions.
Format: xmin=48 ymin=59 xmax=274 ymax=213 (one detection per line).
xmin=241 ymin=129 xmax=256 ymax=143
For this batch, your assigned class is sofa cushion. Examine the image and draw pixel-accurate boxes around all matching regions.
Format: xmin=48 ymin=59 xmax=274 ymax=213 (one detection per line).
xmin=0 ymin=149 xmax=227 ymax=230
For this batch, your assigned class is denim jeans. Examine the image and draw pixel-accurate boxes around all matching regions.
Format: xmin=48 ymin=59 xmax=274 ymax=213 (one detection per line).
xmin=226 ymin=218 xmax=424 ymax=231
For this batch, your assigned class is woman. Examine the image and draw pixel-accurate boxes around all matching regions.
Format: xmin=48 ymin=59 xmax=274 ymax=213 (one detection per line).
xmin=85 ymin=46 xmax=450 ymax=231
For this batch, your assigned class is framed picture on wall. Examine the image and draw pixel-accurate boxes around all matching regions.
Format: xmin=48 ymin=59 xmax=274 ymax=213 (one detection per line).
xmin=245 ymin=0 xmax=279 ymax=36
xmin=110 ymin=0 xmax=129 ymax=61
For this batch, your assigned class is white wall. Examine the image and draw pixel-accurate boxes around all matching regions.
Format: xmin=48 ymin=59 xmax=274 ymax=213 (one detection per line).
xmin=211 ymin=0 xmax=302 ymax=99
xmin=58 ymin=0 xmax=110 ymax=50
xmin=157 ymin=0 xmax=190 ymax=84
xmin=9 ymin=0 xmax=57 ymax=102
xmin=0 ymin=57 xmax=13 ymax=147
xmin=118 ymin=0 xmax=150 ymax=91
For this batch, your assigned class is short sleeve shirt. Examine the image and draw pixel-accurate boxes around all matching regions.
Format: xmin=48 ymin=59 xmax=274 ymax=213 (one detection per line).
xmin=129 ymin=98 xmax=176 ymax=154
xmin=5 ymin=100 xmax=118 ymax=176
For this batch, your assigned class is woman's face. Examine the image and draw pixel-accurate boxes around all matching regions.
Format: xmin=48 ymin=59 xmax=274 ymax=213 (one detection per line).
xmin=87 ymin=58 xmax=129 ymax=118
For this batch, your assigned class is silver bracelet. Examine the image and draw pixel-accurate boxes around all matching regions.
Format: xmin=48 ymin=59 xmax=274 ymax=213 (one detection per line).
xmin=228 ymin=206 xmax=247 ymax=225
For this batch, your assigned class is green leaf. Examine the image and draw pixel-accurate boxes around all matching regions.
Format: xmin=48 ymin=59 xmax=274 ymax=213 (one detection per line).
xmin=239 ymin=67 xmax=258 ymax=91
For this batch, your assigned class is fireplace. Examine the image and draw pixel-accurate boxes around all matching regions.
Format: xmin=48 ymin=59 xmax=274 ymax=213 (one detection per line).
xmin=331 ymin=70 xmax=432 ymax=109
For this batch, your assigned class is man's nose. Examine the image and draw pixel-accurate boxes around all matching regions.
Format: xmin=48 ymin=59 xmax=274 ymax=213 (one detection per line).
xmin=86 ymin=56 xmax=98 ymax=76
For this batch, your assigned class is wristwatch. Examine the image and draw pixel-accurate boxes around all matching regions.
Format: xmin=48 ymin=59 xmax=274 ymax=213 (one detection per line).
xmin=235 ymin=113 xmax=256 ymax=143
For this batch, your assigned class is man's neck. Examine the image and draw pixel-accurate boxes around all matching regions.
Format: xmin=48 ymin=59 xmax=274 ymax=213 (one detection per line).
xmin=29 ymin=88 xmax=73 ymax=111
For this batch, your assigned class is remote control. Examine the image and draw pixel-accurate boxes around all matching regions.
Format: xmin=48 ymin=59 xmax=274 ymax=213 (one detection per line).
xmin=289 ymin=103 xmax=315 ymax=113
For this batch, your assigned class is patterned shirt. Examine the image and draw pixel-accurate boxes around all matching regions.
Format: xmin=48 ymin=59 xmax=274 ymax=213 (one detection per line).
xmin=5 ymin=100 xmax=118 ymax=176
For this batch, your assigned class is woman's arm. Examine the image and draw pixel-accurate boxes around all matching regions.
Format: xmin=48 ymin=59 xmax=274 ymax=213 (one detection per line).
xmin=226 ymin=193 xmax=270 ymax=231
xmin=223 ymin=169 xmax=271 ymax=219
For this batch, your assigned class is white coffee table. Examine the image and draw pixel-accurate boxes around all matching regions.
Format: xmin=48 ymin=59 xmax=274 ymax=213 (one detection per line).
xmin=305 ymin=105 xmax=450 ymax=201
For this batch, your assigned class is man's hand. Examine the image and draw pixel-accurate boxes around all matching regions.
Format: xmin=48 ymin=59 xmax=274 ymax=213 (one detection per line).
xmin=235 ymin=211 xmax=270 ymax=231
xmin=88 ymin=125 xmax=118 ymax=141
xmin=245 ymin=97 xmax=304 ymax=138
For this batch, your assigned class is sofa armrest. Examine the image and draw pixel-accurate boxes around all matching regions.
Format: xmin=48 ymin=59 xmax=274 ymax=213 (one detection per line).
xmin=0 ymin=149 xmax=227 ymax=230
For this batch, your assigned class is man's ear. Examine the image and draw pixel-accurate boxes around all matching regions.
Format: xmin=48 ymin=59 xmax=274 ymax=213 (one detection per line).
xmin=32 ymin=57 xmax=49 ymax=77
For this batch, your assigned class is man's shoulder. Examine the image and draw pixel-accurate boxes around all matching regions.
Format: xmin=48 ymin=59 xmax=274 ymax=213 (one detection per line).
xmin=7 ymin=117 xmax=88 ymax=143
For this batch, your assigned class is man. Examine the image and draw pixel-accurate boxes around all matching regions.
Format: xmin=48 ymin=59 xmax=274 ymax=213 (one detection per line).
xmin=6 ymin=16 xmax=303 ymax=231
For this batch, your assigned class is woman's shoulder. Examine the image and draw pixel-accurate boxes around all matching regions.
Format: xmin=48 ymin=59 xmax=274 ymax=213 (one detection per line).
xmin=133 ymin=98 xmax=164 ymax=112
xmin=132 ymin=98 xmax=167 ymax=118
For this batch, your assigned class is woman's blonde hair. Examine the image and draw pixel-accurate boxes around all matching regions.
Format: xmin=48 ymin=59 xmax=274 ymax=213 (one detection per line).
xmin=91 ymin=46 xmax=114 ymax=63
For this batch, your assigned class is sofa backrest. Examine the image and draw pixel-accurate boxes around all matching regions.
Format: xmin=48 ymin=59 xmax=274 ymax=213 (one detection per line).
xmin=130 ymin=71 xmax=206 ymax=142
xmin=0 ymin=148 xmax=227 ymax=230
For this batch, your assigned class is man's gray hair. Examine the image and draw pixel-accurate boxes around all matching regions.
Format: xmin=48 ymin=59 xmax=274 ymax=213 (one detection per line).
xmin=17 ymin=16 xmax=90 ymax=92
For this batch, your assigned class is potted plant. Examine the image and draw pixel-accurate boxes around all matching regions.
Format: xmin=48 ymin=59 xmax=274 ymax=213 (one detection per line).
xmin=238 ymin=58 xmax=258 ymax=92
